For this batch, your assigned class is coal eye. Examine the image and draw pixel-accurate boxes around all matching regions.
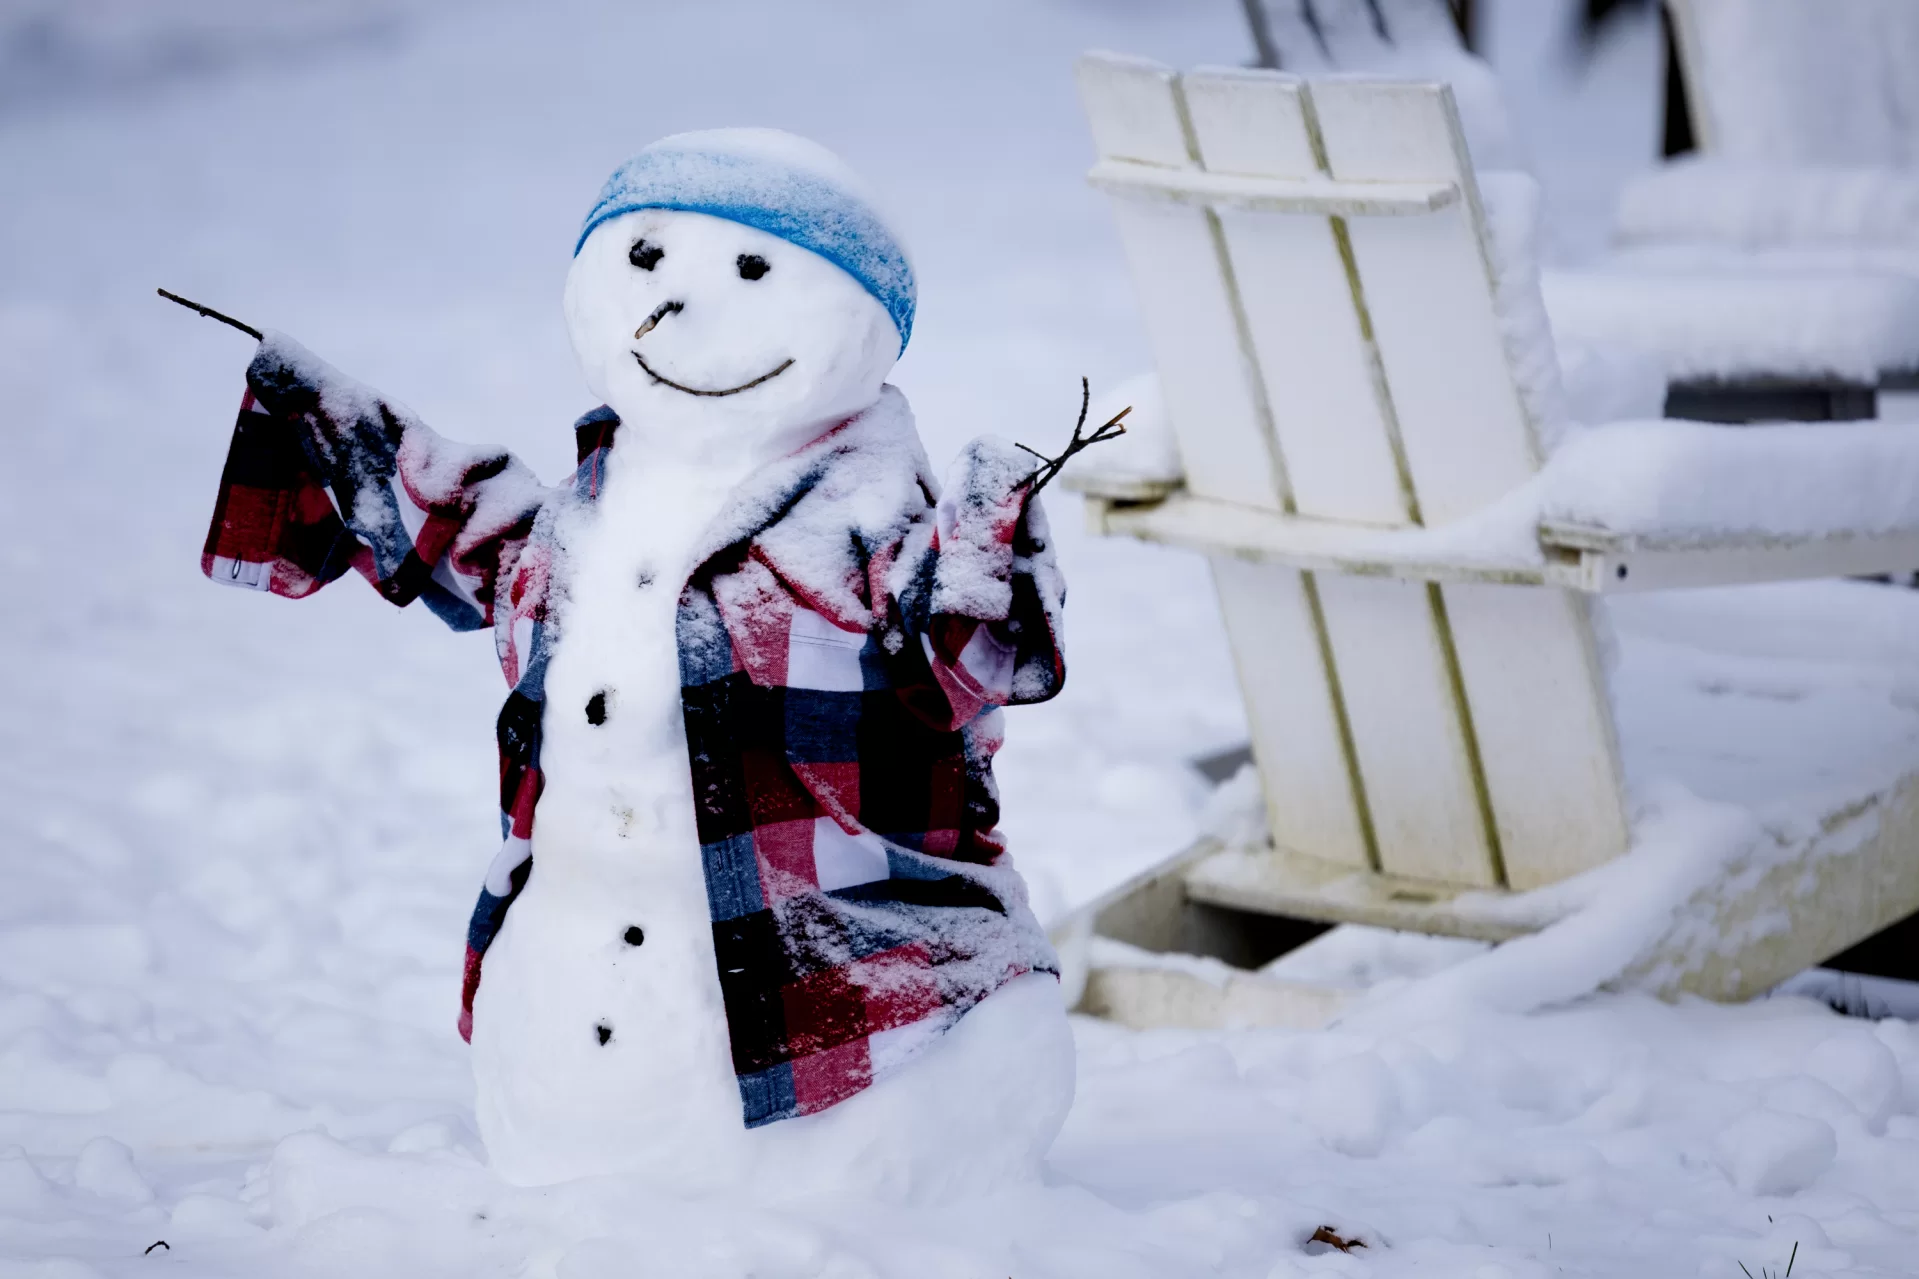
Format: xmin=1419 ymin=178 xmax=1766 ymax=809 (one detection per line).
xmin=629 ymin=239 xmax=664 ymax=271
xmin=736 ymin=254 xmax=769 ymax=281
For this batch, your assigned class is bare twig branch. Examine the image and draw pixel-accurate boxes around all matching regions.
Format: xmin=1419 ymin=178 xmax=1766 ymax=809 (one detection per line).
xmin=157 ymin=289 xmax=263 ymax=340
xmin=1016 ymin=376 xmax=1131 ymax=496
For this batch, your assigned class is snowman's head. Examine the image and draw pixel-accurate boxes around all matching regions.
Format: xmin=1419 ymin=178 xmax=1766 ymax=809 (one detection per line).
xmin=565 ymin=130 xmax=914 ymax=466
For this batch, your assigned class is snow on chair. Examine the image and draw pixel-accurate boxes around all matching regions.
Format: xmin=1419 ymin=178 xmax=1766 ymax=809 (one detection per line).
xmin=1607 ymin=0 xmax=1919 ymax=422
xmin=1662 ymin=0 xmax=1919 ymax=171
xmin=1059 ymin=54 xmax=1919 ymax=1028
xmin=1236 ymin=0 xmax=1919 ymax=428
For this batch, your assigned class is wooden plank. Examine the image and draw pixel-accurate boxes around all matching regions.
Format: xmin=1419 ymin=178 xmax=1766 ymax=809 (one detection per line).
xmin=1441 ymin=584 xmax=1629 ymax=888
xmin=1074 ymin=51 xmax=1193 ymax=166
xmin=1182 ymin=840 xmax=1543 ymax=943
xmin=1309 ymin=80 xmax=1541 ymax=524
xmin=1087 ymin=492 xmax=1561 ymax=587
xmin=1307 ymin=79 xmax=1629 ymax=891
xmin=1084 ymin=492 xmax=1919 ymax=594
xmin=1180 ymin=67 xmax=1412 ymax=528
xmin=1075 ymin=54 xmax=1288 ymax=513
xmin=1079 ymin=963 xmax=1350 ymax=1031
xmin=1340 ymin=203 xmax=1542 ymax=522
xmin=1621 ymin=770 xmax=1919 ymax=1001
xmin=1219 ymin=211 xmax=1411 ymax=524
xmin=1175 ymin=69 xmax=1502 ymax=886
xmin=1313 ymin=573 xmax=1499 ymax=885
xmin=1180 ymin=65 xmax=1318 ymax=177
xmin=1210 ymin=557 xmax=1371 ymax=870
xmin=1663 ymin=0 xmax=1719 ymax=153
xmin=1105 ymin=197 xmax=1289 ymax=512
xmin=1350 ymin=209 xmax=1542 ymax=522
xmin=1086 ymin=162 xmax=1457 ymax=216
xmin=1544 ymin=524 xmax=1919 ymax=594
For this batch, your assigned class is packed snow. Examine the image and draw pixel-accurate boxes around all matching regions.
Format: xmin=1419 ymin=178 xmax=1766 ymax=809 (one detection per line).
xmin=1542 ymin=264 xmax=1919 ymax=383
xmin=1615 ymin=158 xmax=1919 ymax=250
xmin=6 ymin=1 xmax=1919 ymax=1277
xmin=1541 ymin=420 xmax=1919 ymax=544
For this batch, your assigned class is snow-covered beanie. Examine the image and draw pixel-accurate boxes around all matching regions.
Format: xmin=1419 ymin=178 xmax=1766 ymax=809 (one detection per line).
xmin=576 ymin=128 xmax=916 ymax=354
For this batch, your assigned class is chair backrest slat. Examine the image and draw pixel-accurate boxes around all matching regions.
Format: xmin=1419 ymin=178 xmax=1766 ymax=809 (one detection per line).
xmin=1185 ymin=68 xmax=1412 ymax=527
xmin=1076 ymin=54 xmax=1631 ymax=892
xmin=1670 ymin=0 xmax=1919 ymax=168
xmin=1310 ymin=79 xmax=1542 ymax=526
xmin=1076 ymin=57 xmax=1291 ymax=514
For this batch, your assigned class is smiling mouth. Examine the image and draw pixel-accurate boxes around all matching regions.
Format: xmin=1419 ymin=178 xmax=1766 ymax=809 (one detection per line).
xmin=630 ymin=350 xmax=794 ymax=398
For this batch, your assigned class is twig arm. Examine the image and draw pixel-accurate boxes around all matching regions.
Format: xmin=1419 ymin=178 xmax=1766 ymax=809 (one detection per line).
xmin=157 ymin=289 xmax=263 ymax=341
xmin=1015 ymin=375 xmax=1131 ymax=495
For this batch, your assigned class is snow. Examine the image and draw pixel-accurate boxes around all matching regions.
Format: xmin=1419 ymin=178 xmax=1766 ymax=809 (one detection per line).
xmin=1681 ymin=0 xmax=1919 ymax=168
xmin=1555 ymin=338 xmax=1669 ymax=426
xmin=1542 ymin=420 xmax=1919 ymax=542
xmin=1477 ymin=170 xmax=1570 ymax=449
xmin=1615 ymin=158 xmax=1919 ymax=250
xmin=7 ymin=0 xmax=1919 ymax=1275
xmin=1804 ymin=1035 xmax=1905 ymax=1136
xmin=1060 ymin=372 xmax=1179 ymax=491
xmin=473 ymin=416 xmax=749 ymax=1187
xmin=1543 ymin=263 xmax=1919 ymax=382
xmin=565 ymin=205 xmax=902 ymax=462
xmin=1713 ymin=1111 xmax=1838 ymax=1198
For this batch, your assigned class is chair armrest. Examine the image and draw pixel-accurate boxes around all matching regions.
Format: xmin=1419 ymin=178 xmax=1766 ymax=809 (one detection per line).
xmin=1085 ymin=413 xmax=1919 ymax=593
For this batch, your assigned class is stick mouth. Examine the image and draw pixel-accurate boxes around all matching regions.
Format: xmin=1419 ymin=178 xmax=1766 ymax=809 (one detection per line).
xmin=629 ymin=298 xmax=794 ymax=397
xmin=630 ymin=351 xmax=794 ymax=398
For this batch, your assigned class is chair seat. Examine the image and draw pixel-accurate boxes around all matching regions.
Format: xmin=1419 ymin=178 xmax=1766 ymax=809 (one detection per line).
xmin=1614 ymin=159 xmax=1919 ymax=251
xmin=1541 ymin=418 xmax=1919 ymax=545
xmin=1155 ymin=579 xmax=1919 ymax=1002
xmin=1542 ymin=263 xmax=1919 ymax=384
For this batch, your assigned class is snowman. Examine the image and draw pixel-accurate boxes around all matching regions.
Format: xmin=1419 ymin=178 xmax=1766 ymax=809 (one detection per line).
xmin=187 ymin=129 xmax=1100 ymax=1197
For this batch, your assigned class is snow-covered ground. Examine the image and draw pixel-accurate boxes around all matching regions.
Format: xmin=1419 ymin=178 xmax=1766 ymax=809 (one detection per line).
xmin=5 ymin=1 xmax=1919 ymax=1275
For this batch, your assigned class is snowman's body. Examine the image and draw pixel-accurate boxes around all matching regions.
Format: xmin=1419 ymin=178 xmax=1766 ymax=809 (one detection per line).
xmin=463 ymin=139 xmax=1074 ymax=1194
xmin=470 ymin=447 xmax=753 ymax=1189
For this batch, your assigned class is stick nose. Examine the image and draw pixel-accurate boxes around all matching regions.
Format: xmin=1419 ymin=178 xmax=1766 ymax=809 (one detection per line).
xmin=634 ymin=300 xmax=684 ymax=342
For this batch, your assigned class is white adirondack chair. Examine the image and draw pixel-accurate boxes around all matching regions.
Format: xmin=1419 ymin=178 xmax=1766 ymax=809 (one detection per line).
xmin=1663 ymin=0 xmax=1919 ymax=171
xmin=1058 ymin=53 xmax=1919 ymax=1029
xmin=1605 ymin=0 xmax=1919 ymax=420
xmin=1235 ymin=0 xmax=1919 ymax=425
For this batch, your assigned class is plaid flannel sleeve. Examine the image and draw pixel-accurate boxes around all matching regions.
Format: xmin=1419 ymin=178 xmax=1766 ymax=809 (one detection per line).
xmin=906 ymin=436 xmax=1066 ymax=731
xmin=201 ymin=332 xmax=548 ymax=632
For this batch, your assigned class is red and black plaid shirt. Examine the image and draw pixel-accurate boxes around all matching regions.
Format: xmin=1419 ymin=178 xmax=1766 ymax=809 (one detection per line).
xmin=203 ymin=334 xmax=1064 ymax=1127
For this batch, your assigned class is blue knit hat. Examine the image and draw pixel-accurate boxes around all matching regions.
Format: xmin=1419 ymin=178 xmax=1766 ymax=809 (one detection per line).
xmin=576 ymin=128 xmax=916 ymax=354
